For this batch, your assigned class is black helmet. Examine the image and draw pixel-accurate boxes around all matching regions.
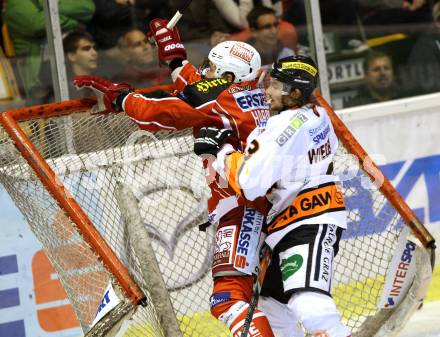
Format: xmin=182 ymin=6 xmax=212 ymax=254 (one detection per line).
xmin=270 ymin=55 xmax=319 ymax=100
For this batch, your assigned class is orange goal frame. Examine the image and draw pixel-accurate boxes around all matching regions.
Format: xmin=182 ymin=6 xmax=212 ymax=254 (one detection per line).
xmin=0 ymin=84 xmax=175 ymax=305
xmin=317 ymin=92 xmax=435 ymax=249
xmin=0 ymin=86 xmax=434 ymax=307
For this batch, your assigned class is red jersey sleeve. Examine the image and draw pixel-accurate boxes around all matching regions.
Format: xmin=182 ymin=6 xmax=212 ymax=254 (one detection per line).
xmin=122 ymin=93 xmax=223 ymax=132
xmin=173 ymin=62 xmax=202 ymax=91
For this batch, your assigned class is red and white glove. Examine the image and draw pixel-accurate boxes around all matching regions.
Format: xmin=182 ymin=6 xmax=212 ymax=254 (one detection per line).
xmin=149 ymin=18 xmax=187 ymax=64
xmin=73 ymin=75 xmax=132 ymax=114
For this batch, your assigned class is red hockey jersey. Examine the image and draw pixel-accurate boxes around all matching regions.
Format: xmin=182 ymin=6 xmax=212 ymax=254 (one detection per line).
xmin=122 ymin=62 xmax=270 ymax=221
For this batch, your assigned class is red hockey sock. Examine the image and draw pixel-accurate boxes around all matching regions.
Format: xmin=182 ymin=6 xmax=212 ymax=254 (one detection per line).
xmin=229 ymin=306 xmax=275 ymax=337
xmin=210 ymin=276 xmax=274 ymax=337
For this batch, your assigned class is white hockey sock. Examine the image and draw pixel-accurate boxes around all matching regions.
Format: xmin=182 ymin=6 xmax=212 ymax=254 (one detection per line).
xmin=288 ymin=291 xmax=351 ymax=337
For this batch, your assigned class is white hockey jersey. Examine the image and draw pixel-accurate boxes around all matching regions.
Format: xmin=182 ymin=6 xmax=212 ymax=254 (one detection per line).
xmin=216 ymin=104 xmax=347 ymax=248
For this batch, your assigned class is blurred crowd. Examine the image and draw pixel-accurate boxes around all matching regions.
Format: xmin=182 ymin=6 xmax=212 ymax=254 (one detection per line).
xmin=0 ymin=0 xmax=439 ymax=109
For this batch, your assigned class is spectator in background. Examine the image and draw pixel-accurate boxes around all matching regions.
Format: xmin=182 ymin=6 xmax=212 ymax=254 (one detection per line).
xmin=3 ymin=0 xmax=95 ymax=103
xmin=217 ymin=1 xmax=299 ymax=53
xmin=246 ymin=6 xmax=295 ymax=65
xmin=212 ymin=0 xmax=284 ymax=30
xmin=282 ymin=0 xmax=307 ymax=27
xmin=111 ymin=28 xmax=169 ymax=88
xmin=87 ymin=0 xmax=172 ymax=55
xmin=63 ymin=30 xmax=99 ymax=98
xmin=406 ymin=1 xmax=440 ymax=95
xmin=36 ymin=30 xmax=98 ymax=156
xmin=360 ymin=0 xmax=433 ymax=34
xmin=345 ymin=51 xmax=403 ymax=107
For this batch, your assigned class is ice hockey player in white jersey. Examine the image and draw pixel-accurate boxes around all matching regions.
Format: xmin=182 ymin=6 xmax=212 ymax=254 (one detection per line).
xmin=194 ymin=55 xmax=351 ymax=337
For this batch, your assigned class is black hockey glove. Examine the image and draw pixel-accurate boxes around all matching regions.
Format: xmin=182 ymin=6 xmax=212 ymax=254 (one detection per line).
xmin=194 ymin=127 xmax=234 ymax=156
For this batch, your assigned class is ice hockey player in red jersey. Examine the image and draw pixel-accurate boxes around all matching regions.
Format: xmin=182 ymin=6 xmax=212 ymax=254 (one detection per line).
xmin=74 ymin=19 xmax=276 ymax=336
xmin=194 ymin=55 xmax=352 ymax=337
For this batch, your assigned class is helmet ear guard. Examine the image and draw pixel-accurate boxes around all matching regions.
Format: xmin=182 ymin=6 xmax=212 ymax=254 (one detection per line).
xmin=270 ymin=55 xmax=319 ymax=100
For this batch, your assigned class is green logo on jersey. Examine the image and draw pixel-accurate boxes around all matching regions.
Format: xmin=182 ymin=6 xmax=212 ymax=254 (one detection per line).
xmin=290 ymin=117 xmax=303 ymax=129
xmin=280 ymin=254 xmax=303 ymax=281
xmin=289 ymin=113 xmax=308 ymax=129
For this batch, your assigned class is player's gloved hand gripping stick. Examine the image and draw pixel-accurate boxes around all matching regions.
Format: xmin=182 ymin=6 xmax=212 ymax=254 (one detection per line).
xmin=148 ymin=0 xmax=192 ymax=64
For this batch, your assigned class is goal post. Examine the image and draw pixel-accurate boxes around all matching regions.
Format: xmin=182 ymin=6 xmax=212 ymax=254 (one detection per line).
xmin=0 ymin=111 xmax=145 ymax=304
xmin=317 ymin=92 xmax=435 ymax=337
xmin=114 ymin=182 xmax=183 ymax=337
xmin=0 ymin=86 xmax=435 ymax=337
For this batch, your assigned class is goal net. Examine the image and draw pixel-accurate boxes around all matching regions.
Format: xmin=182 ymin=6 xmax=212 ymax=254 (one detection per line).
xmin=0 ymin=89 xmax=434 ymax=337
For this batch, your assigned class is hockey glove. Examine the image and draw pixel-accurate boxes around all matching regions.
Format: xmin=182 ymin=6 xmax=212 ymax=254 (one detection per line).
xmin=149 ymin=18 xmax=187 ymax=64
xmin=73 ymin=75 xmax=132 ymax=114
xmin=194 ymin=127 xmax=234 ymax=156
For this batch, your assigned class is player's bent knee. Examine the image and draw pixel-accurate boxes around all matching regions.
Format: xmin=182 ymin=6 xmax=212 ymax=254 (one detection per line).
xmin=210 ymin=275 xmax=254 ymax=323
xmin=288 ymin=291 xmax=351 ymax=337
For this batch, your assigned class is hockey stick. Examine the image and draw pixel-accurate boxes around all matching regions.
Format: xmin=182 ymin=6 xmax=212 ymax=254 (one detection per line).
xmin=240 ymin=245 xmax=271 ymax=337
xmin=167 ymin=0 xmax=193 ymax=29
xmin=148 ymin=0 xmax=192 ymax=52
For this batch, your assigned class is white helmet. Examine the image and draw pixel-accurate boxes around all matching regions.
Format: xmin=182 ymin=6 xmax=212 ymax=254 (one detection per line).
xmin=208 ymin=41 xmax=261 ymax=83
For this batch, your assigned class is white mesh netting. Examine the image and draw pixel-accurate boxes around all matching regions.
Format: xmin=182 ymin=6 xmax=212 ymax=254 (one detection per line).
xmin=0 ymin=106 xmax=429 ymax=337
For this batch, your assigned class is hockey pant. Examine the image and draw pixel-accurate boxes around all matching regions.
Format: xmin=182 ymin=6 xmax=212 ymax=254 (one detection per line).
xmin=259 ymin=293 xmax=350 ymax=337
xmin=259 ymin=224 xmax=351 ymax=337
xmin=210 ymin=207 xmax=274 ymax=336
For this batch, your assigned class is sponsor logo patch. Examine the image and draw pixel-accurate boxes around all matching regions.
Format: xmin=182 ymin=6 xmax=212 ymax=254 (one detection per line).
xmin=312 ymin=125 xmax=331 ymax=144
xmin=229 ymin=43 xmax=254 ymax=64
xmin=378 ymin=227 xmax=418 ymax=309
xmin=267 ymin=183 xmax=345 ymax=233
xmin=91 ymin=283 xmax=121 ymax=327
xmin=308 ymin=120 xmax=327 ymax=136
xmin=210 ymin=292 xmax=231 ymax=308
xmin=281 ymin=61 xmax=317 ymax=76
xmin=196 ymin=78 xmax=229 ymax=93
xmin=158 ymin=36 xmax=172 ymax=43
xmin=382 ymin=241 xmax=416 ymax=308
xmin=213 ymin=225 xmax=236 ymax=268
xmin=234 ymin=208 xmax=264 ymax=274
xmin=251 ymin=109 xmax=270 ymax=126
xmin=279 ymin=244 xmax=309 ymax=290
xmin=164 ymin=43 xmax=184 ymax=51
xmin=234 ymin=89 xmax=268 ymax=112
xmin=388 ymin=241 xmax=416 ymax=299
xmin=320 ymin=224 xmax=337 ymax=283
xmin=275 ymin=113 xmax=308 ymax=146
xmin=227 ymin=84 xmax=252 ymax=94
xmin=281 ymin=254 xmax=303 ymax=281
